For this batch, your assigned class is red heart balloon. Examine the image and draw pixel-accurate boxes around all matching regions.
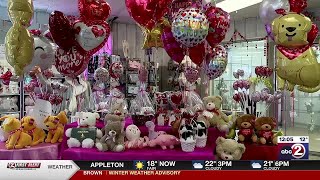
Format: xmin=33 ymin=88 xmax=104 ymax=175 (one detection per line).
xmin=55 ymin=47 xmax=90 ymax=78
xmin=308 ymin=23 xmax=318 ymax=45
xmin=73 ymin=20 xmax=111 ymax=55
xmin=78 ymin=0 xmax=111 ymax=21
xmin=125 ymin=0 xmax=171 ymax=30
xmin=205 ymin=5 xmax=230 ymax=47
xmin=49 ymin=11 xmax=77 ymax=51
xmin=189 ymin=42 xmax=205 ymax=66
xmin=161 ymin=26 xmax=185 ymax=63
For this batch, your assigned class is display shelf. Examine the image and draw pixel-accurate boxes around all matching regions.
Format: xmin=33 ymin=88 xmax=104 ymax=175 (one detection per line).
xmin=60 ymin=118 xmax=225 ymax=160
xmin=0 ymin=94 xmax=20 ymax=97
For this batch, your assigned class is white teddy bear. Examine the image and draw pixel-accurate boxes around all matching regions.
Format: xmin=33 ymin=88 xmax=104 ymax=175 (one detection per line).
xmin=66 ymin=112 xmax=103 ymax=148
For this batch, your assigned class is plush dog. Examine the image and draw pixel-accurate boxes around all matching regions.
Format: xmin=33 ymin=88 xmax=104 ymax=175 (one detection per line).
xmin=21 ymin=116 xmax=46 ymax=146
xmin=44 ymin=111 xmax=68 ymax=143
xmin=0 ymin=116 xmax=32 ymax=149
xmin=272 ymin=12 xmax=320 ymax=93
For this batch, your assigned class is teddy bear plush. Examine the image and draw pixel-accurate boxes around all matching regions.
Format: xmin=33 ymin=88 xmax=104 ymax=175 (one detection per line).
xmin=255 ymin=117 xmax=278 ymax=145
xmin=95 ymin=120 xmax=125 ymax=152
xmin=215 ymin=137 xmax=246 ymax=160
xmin=43 ymin=111 xmax=68 ymax=143
xmin=21 ymin=116 xmax=46 ymax=146
xmin=236 ymin=114 xmax=257 ymax=143
xmin=65 ymin=112 xmax=103 ymax=148
xmin=0 ymin=115 xmax=32 ymax=149
xmin=202 ymin=96 xmax=231 ymax=132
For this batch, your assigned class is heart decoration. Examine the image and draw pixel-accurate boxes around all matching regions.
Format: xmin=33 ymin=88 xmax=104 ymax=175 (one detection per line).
xmin=168 ymin=92 xmax=183 ymax=107
xmin=73 ymin=20 xmax=111 ymax=55
xmin=78 ymin=0 xmax=111 ymax=21
xmin=54 ymin=47 xmax=90 ymax=78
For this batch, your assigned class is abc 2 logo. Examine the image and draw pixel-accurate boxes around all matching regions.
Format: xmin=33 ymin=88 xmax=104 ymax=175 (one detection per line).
xmin=279 ymin=143 xmax=309 ymax=160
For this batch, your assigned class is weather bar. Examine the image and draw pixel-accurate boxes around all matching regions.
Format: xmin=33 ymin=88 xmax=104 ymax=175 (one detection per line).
xmin=73 ymin=161 xmax=320 ymax=171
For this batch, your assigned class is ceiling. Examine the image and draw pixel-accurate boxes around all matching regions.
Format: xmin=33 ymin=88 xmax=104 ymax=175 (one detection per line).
xmin=0 ymin=0 xmax=320 ymax=22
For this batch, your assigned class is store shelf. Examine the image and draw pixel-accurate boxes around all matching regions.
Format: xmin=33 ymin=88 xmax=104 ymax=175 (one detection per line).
xmin=0 ymin=94 xmax=20 ymax=97
xmin=0 ymin=111 xmax=20 ymax=114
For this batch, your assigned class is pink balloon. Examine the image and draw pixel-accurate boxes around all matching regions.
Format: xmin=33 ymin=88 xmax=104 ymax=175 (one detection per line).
xmin=161 ymin=26 xmax=184 ymax=63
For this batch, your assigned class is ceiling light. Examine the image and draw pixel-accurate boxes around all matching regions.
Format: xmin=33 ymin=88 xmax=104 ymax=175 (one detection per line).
xmin=216 ymin=0 xmax=263 ymax=13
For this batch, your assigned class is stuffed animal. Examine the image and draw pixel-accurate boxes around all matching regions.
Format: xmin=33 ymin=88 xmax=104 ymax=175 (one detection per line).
xmin=194 ymin=115 xmax=208 ymax=138
xmin=95 ymin=121 xmax=125 ymax=152
xmin=0 ymin=124 xmax=8 ymax=142
xmin=21 ymin=116 xmax=46 ymax=146
xmin=255 ymin=117 xmax=278 ymax=145
xmin=0 ymin=116 xmax=32 ymax=149
xmin=145 ymin=121 xmax=166 ymax=140
xmin=124 ymin=124 xmax=149 ymax=149
xmin=77 ymin=112 xmax=100 ymax=127
xmin=203 ymin=96 xmax=231 ymax=132
xmin=148 ymin=134 xmax=180 ymax=150
xmin=65 ymin=112 xmax=103 ymax=148
xmin=44 ymin=111 xmax=68 ymax=143
xmin=140 ymin=107 xmax=155 ymax=116
xmin=0 ymin=97 xmax=19 ymax=112
xmin=215 ymin=137 xmax=246 ymax=160
xmin=236 ymin=114 xmax=257 ymax=143
xmin=272 ymin=12 xmax=320 ymax=93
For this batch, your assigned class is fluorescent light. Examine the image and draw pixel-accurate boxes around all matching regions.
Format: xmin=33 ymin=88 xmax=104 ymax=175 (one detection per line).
xmin=216 ymin=0 xmax=263 ymax=13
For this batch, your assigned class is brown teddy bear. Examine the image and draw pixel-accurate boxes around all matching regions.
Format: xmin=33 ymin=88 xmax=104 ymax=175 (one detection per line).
xmin=96 ymin=121 xmax=125 ymax=152
xmin=236 ymin=114 xmax=257 ymax=143
xmin=255 ymin=117 xmax=277 ymax=145
xmin=203 ymin=96 xmax=231 ymax=132
xmin=215 ymin=137 xmax=246 ymax=160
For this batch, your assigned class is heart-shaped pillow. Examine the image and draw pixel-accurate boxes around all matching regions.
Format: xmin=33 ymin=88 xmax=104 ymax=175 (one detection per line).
xmin=74 ymin=20 xmax=111 ymax=55
xmin=168 ymin=92 xmax=183 ymax=107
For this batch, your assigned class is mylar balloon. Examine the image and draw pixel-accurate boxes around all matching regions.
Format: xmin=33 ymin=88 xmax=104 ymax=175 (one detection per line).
xmin=49 ymin=11 xmax=76 ymax=51
xmin=125 ymin=0 xmax=171 ymax=30
xmin=184 ymin=65 xmax=200 ymax=84
xmin=307 ymin=24 xmax=318 ymax=45
xmin=272 ymin=12 xmax=320 ymax=93
xmin=142 ymin=20 xmax=167 ymax=49
xmin=74 ymin=20 xmax=111 ymax=55
xmin=205 ymin=45 xmax=228 ymax=80
xmin=288 ymin=0 xmax=307 ymax=14
xmin=24 ymin=29 xmax=55 ymax=73
xmin=161 ymin=26 xmax=185 ymax=63
xmin=172 ymin=7 xmax=209 ymax=47
xmin=168 ymin=0 xmax=201 ymax=22
xmin=55 ymin=47 xmax=90 ymax=78
xmin=259 ymin=0 xmax=289 ymax=26
xmin=204 ymin=4 xmax=230 ymax=47
xmin=189 ymin=43 xmax=205 ymax=66
xmin=78 ymin=0 xmax=111 ymax=21
xmin=7 ymin=0 xmax=34 ymax=27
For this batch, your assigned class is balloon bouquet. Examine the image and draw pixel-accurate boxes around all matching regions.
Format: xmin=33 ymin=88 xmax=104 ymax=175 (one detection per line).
xmin=260 ymin=0 xmax=320 ymax=93
xmin=49 ymin=0 xmax=111 ymax=78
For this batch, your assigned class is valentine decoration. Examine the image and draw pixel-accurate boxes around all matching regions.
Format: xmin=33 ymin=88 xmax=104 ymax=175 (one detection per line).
xmin=205 ymin=45 xmax=228 ymax=80
xmin=172 ymin=7 xmax=209 ymax=47
xmin=55 ymin=47 xmax=90 ymax=78
xmin=271 ymin=1 xmax=320 ymax=93
xmin=204 ymin=3 xmax=231 ymax=47
xmin=161 ymin=26 xmax=184 ymax=63
xmin=125 ymin=0 xmax=171 ymax=30
xmin=167 ymin=91 xmax=183 ymax=109
xmin=78 ymin=0 xmax=111 ymax=21
xmin=94 ymin=67 xmax=109 ymax=83
xmin=74 ymin=20 xmax=111 ymax=55
xmin=168 ymin=0 xmax=201 ymax=22
xmin=109 ymin=62 xmax=124 ymax=79
xmin=189 ymin=43 xmax=205 ymax=66
xmin=184 ymin=65 xmax=200 ymax=84
xmin=49 ymin=11 xmax=76 ymax=51
xmin=142 ymin=19 xmax=169 ymax=49
xmin=5 ymin=0 xmax=34 ymax=77
xmin=24 ymin=29 xmax=55 ymax=73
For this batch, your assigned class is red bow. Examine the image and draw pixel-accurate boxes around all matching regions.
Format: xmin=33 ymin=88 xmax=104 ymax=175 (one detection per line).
xmin=29 ymin=29 xmax=42 ymax=36
xmin=207 ymin=108 xmax=220 ymax=116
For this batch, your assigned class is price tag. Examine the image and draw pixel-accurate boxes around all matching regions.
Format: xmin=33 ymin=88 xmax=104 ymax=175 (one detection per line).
xmin=278 ymin=136 xmax=309 ymax=160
